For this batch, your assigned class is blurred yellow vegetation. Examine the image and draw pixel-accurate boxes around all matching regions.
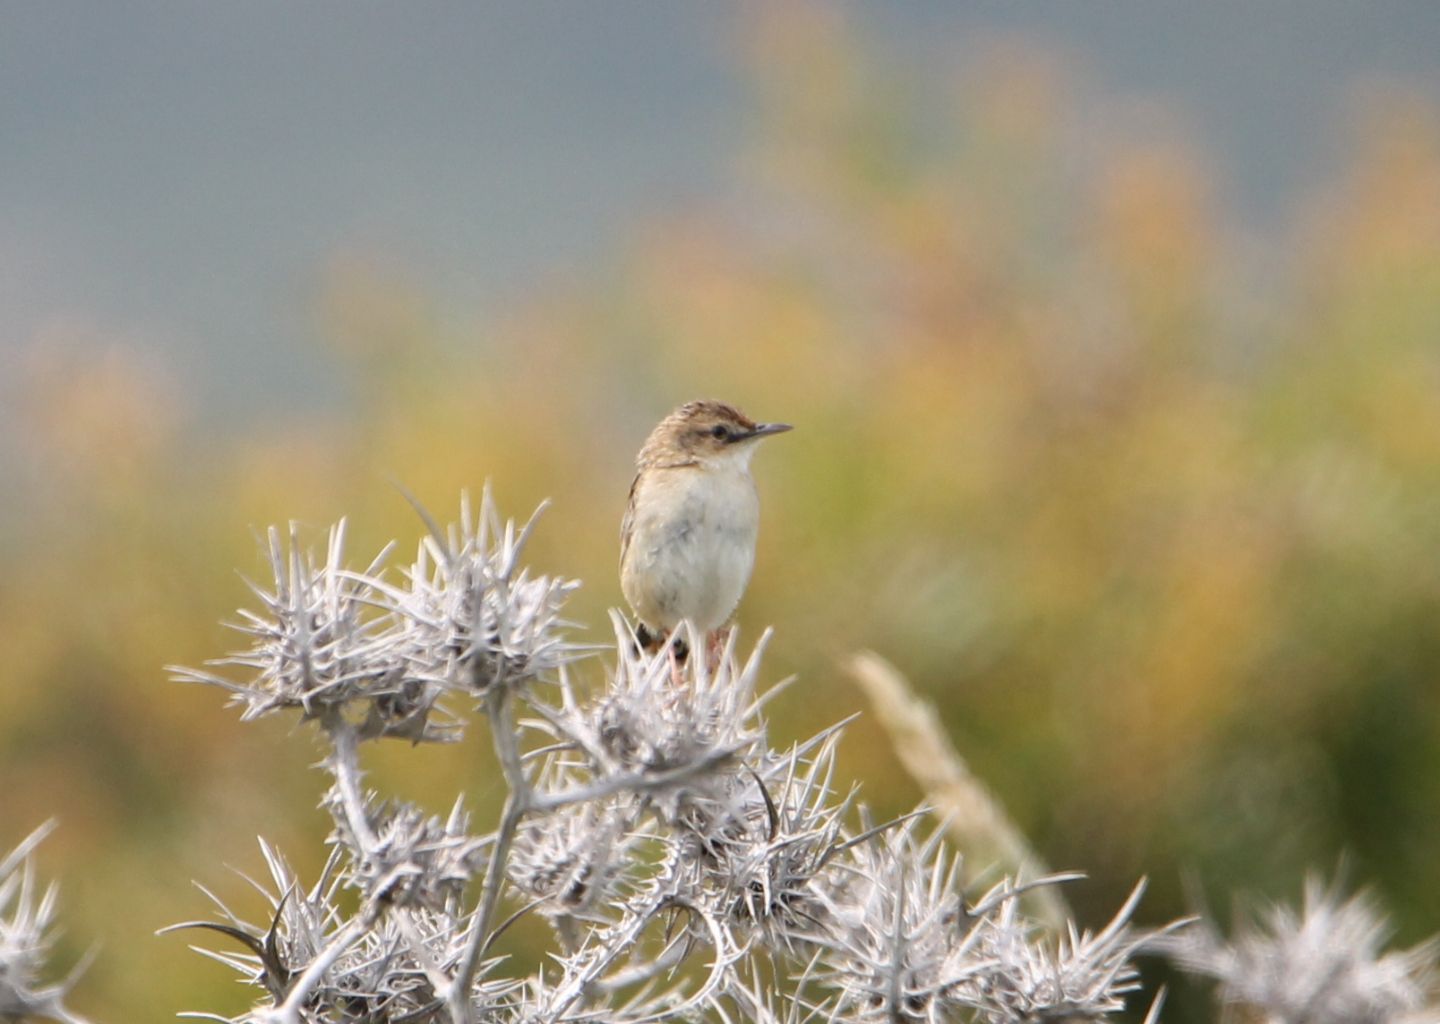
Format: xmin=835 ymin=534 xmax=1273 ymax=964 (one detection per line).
xmin=3 ymin=12 xmax=1440 ymax=1022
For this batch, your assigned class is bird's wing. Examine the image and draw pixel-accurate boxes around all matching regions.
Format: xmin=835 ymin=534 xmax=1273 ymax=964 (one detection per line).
xmin=619 ymin=471 xmax=640 ymax=567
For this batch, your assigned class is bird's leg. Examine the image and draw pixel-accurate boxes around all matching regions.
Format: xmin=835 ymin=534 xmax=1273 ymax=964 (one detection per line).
xmin=637 ymin=620 xmax=689 ymax=686
xmin=705 ymin=627 xmax=732 ymax=672
xmin=659 ymin=628 xmax=689 ymax=687
xmin=635 ymin=621 xmax=663 ymax=654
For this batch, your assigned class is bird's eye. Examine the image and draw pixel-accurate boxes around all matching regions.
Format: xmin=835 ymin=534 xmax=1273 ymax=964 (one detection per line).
xmin=711 ymin=425 xmax=730 ymax=441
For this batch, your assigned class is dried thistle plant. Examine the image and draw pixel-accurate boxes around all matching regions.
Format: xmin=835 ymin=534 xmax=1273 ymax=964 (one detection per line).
xmin=0 ymin=822 xmax=92 ymax=1024
xmin=159 ymin=487 xmax=1188 ymax=1024
xmin=1166 ymin=875 xmax=1440 ymax=1024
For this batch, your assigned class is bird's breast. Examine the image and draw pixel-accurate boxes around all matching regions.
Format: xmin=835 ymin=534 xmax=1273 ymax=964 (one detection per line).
xmin=621 ymin=466 xmax=760 ymax=632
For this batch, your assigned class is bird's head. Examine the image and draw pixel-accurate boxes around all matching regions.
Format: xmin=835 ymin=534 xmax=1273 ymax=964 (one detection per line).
xmin=638 ymin=400 xmax=792 ymax=469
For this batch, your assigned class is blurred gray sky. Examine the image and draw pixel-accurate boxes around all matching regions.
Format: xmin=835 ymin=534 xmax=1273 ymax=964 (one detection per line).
xmin=2 ymin=2 xmax=1438 ymax=427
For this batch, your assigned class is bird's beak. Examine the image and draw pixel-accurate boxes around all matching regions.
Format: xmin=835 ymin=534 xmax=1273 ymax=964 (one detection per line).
xmin=746 ymin=422 xmax=793 ymax=440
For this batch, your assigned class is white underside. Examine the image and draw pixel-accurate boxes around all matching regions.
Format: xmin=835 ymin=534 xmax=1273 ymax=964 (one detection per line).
xmin=621 ymin=459 xmax=760 ymax=633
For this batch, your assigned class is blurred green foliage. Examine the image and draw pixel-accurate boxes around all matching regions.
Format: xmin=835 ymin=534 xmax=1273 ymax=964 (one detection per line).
xmin=3 ymin=10 xmax=1439 ymax=1022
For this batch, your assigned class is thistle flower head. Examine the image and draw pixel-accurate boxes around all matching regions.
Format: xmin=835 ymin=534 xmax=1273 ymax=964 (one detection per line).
xmin=392 ymin=490 xmax=580 ymax=695
xmin=700 ymin=732 xmax=855 ymax=948
xmin=562 ymin=617 xmax=775 ymax=822
xmin=1168 ymin=875 xmax=1439 ymax=1024
xmin=165 ymin=840 xmax=515 ymax=1024
xmin=813 ymin=822 xmax=1170 ymax=1024
xmin=958 ymin=877 xmax=1167 ymax=1023
xmin=507 ymin=799 xmax=636 ymax=920
xmin=169 ymin=841 xmax=344 ymax=1006
xmin=172 ymin=490 xmax=581 ymax=739
xmin=1 ymin=824 xmax=88 ymax=1024
xmin=326 ymin=794 xmax=489 ymax=912
xmin=815 ymin=821 xmax=983 ymax=1024
xmin=170 ymin=520 xmax=455 ymax=742
xmin=599 ymin=624 xmax=767 ymax=768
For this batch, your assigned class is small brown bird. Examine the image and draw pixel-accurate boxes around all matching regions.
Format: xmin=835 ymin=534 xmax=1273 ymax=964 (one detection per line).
xmin=620 ymin=400 xmax=792 ymax=659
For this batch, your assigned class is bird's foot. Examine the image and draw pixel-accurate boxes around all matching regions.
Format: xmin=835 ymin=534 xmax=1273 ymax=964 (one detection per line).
xmin=634 ymin=621 xmax=659 ymax=655
xmin=635 ymin=621 xmax=689 ymax=657
xmin=635 ymin=622 xmax=690 ymax=686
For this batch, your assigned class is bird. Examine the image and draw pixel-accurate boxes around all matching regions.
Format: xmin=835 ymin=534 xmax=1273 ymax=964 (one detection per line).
xmin=620 ymin=400 xmax=792 ymax=663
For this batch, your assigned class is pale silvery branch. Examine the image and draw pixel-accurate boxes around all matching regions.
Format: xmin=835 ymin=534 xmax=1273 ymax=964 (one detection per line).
xmin=1166 ymin=874 xmax=1440 ymax=1024
xmin=535 ymin=864 xmax=747 ymax=1024
xmin=0 ymin=823 xmax=93 ymax=1024
xmin=715 ymin=960 xmax=833 ymax=1024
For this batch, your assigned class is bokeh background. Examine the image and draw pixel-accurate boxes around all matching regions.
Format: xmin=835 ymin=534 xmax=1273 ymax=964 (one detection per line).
xmin=4 ymin=3 xmax=1440 ymax=1020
